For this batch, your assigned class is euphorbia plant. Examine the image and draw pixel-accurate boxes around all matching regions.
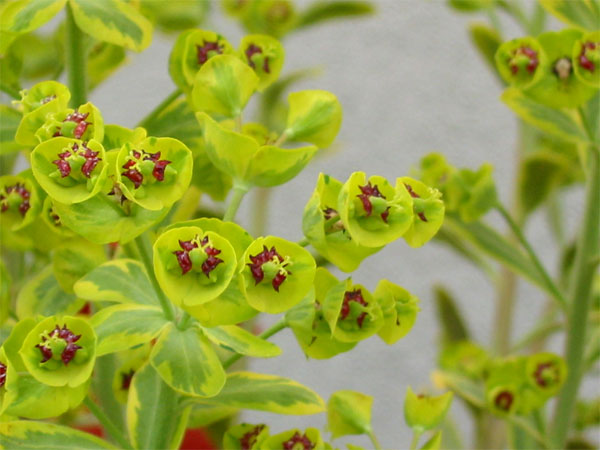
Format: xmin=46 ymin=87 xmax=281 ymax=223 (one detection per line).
xmin=0 ymin=0 xmax=598 ymax=449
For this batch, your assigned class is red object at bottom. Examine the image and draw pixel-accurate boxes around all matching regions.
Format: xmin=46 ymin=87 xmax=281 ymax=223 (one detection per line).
xmin=76 ymin=424 xmax=104 ymax=438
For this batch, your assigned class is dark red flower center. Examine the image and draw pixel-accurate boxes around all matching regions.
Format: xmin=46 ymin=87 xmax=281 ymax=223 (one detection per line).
xmin=0 ymin=183 xmax=31 ymax=216
xmin=533 ymin=361 xmax=560 ymax=388
xmin=53 ymin=110 xmax=91 ymax=139
xmin=494 ymin=390 xmax=514 ymax=411
xmin=52 ymin=142 xmax=101 ymax=179
xmin=282 ymin=432 xmax=315 ymax=450
xmin=245 ymin=44 xmax=270 ymax=73
xmin=357 ymin=182 xmax=390 ymax=222
xmin=247 ymin=245 xmax=291 ymax=291
xmin=579 ymin=41 xmax=597 ymax=73
xmin=196 ymin=40 xmax=223 ymax=65
xmin=121 ymin=149 xmax=171 ymax=189
xmin=404 ymin=183 xmax=428 ymax=222
xmin=36 ymin=324 xmax=82 ymax=365
xmin=173 ymin=236 xmax=224 ymax=276
xmin=121 ymin=369 xmax=135 ymax=391
xmin=0 ymin=362 xmax=6 ymax=388
xmin=509 ymin=46 xmax=539 ymax=75
xmin=340 ymin=289 xmax=368 ymax=328
xmin=240 ymin=425 xmax=265 ymax=450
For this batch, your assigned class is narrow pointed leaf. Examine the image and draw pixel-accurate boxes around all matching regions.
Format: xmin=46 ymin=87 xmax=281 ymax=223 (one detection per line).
xmin=201 ymin=325 xmax=281 ymax=358
xmin=297 ymin=1 xmax=374 ymax=29
xmin=0 ymin=421 xmax=115 ymax=449
xmin=539 ymin=0 xmax=600 ymax=31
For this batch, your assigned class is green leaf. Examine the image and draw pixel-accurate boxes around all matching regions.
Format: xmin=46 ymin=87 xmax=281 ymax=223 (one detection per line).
xmin=201 ymin=324 xmax=281 ymax=358
xmin=0 ymin=46 xmax=22 ymax=101
xmin=52 ymin=240 xmax=106 ymax=293
xmin=421 ymin=431 xmax=443 ymax=450
xmin=0 ymin=0 xmax=66 ymax=34
xmin=195 ymin=371 xmax=325 ymax=415
xmin=69 ymin=0 xmax=152 ymax=51
xmin=468 ymin=23 xmax=502 ymax=78
xmin=0 ymin=107 xmax=21 ymax=153
xmin=245 ymin=143 xmax=318 ymax=187
xmin=0 ymin=421 xmax=115 ymax=449
xmin=501 ymin=88 xmax=589 ymax=144
xmin=581 ymin=91 xmax=600 ymax=144
xmin=191 ymin=54 xmax=259 ymax=118
xmin=74 ymin=259 xmax=160 ymax=306
xmin=91 ymin=303 xmax=169 ymax=356
xmin=87 ymin=41 xmax=127 ymax=90
xmin=16 ymin=265 xmax=83 ymax=319
xmin=433 ymin=285 xmax=470 ymax=343
xmin=297 ymin=1 xmax=374 ymax=29
xmin=150 ymin=323 xmax=226 ymax=397
xmin=327 ymin=390 xmax=373 ymax=438
xmin=127 ymin=363 xmax=189 ymax=450
xmin=539 ymin=0 xmax=600 ymax=31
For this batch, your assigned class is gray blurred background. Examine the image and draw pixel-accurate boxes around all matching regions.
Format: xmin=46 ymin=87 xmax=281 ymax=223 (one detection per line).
xmin=35 ymin=0 xmax=593 ymax=447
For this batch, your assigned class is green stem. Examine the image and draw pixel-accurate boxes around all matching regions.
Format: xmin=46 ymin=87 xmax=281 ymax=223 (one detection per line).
xmin=223 ymin=185 xmax=248 ymax=223
xmin=222 ymin=319 xmax=287 ymax=369
xmin=409 ymin=430 xmax=422 ymax=450
xmin=66 ymin=3 xmax=87 ymax=107
xmin=83 ymin=396 xmax=132 ymax=449
xmin=134 ymin=234 xmax=175 ymax=321
xmin=496 ymin=203 xmax=568 ymax=311
xmin=552 ymin=146 xmax=600 ymax=447
xmin=274 ymin=131 xmax=288 ymax=147
xmin=0 ymin=84 xmax=20 ymax=100
xmin=251 ymin=188 xmax=271 ymax=236
xmin=178 ymin=311 xmax=192 ymax=330
xmin=137 ymin=88 xmax=182 ymax=129
xmin=366 ymin=428 xmax=382 ymax=450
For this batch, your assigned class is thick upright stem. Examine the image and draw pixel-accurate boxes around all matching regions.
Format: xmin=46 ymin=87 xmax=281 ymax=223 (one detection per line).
xmin=223 ymin=185 xmax=248 ymax=223
xmin=66 ymin=4 xmax=86 ymax=107
xmin=552 ymin=147 xmax=600 ymax=447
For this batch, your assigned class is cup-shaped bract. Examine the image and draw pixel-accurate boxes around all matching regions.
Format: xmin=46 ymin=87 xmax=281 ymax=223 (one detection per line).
xmin=116 ymin=137 xmax=193 ymax=210
xmin=242 ymin=0 xmax=298 ymax=38
xmin=0 ymin=171 xmax=42 ymax=232
xmin=286 ymin=268 xmax=357 ymax=359
xmin=192 ymin=54 xmax=259 ymax=118
xmin=169 ymin=29 xmax=235 ymax=92
xmin=222 ymin=423 xmax=269 ymax=450
xmin=439 ymin=340 xmax=489 ymax=379
xmin=284 ymin=90 xmax=342 ymax=148
xmin=525 ymin=352 xmax=567 ymax=397
xmin=446 ymin=163 xmax=497 ymax=222
xmin=261 ymin=428 xmax=324 ymax=450
xmin=165 ymin=218 xmax=258 ymax=326
xmin=399 ymin=177 xmax=445 ymax=248
xmin=154 ymin=226 xmax=238 ymax=307
xmin=240 ymin=236 xmax=316 ymax=313
xmin=322 ymin=278 xmax=383 ymax=343
xmin=524 ymin=29 xmax=597 ymax=109
xmin=418 ymin=153 xmax=457 ymax=190
xmin=198 ymin=112 xmax=318 ymax=189
xmin=14 ymin=81 xmax=71 ymax=146
xmin=34 ymin=102 xmax=104 ymax=144
xmin=573 ymin=31 xmax=600 ymax=88
xmin=339 ymin=172 xmax=414 ymax=248
xmin=40 ymin=196 xmax=76 ymax=239
xmin=303 ymin=173 xmax=382 ymax=272
xmin=19 ymin=316 xmax=97 ymax=388
xmin=404 ymin=386 xmax=453 ymax=433
xmin=486 ymin=384 xmax=520 ymax=416
xmin=31 ymin=138 xmax=107 ymax=204
xmin=239 ymin=34 xmax=284 ymax=91
xmin=374 ymin=279 xmax=420 ymax=345
xmin=495 ymin=37 xmax=546 ymax=89
xmin=102 ymin=124 xmax=147 ymax=152
xmin=327 ymin=390 xmax=374 ymax=438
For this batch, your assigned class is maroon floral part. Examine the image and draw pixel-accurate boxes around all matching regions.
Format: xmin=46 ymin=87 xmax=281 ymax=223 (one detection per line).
xmin=357 ymin=182 xmax=390 ymax=222
xmin=173 ymin=235 xmax=224 ymax=276
xmin=197 ymin=40 xmax=224 ymax=65
xmin=122 ymin=149 xmax=171 ymax=189
xmin=340 ymin=289 xmax=368 ymax=328
xmin=282 ymin=432 xmax=315 ymax=450
xmin=53 ymin=143 xmax=101 ymax=179
xmin=245 ymin=44 xmax=270 ymax=73
xmin=494 ymin=390 xmax=514 ymax=412
xmin=579 ymin=41 xmax=597 ymax=73
xmin=53 ymin=111 xmax=91 ymax=139
xmin=509 ymin=46 xmax=539 ymax=75
xmin=404 ymin=183 xmax=428 ymax=222
xmin=36 ymin=324 xmax=82 ymax=366
xmin=0 ymin=183 xmax=31 ymax=216
xmin=0 ymin=362 xmax=6 ymax=388
xmin=248 ymin=245 xmax=290 ymax=291
xmin=121 ymin=369 xmax=135 ymax=391
xmin=532 ymin=361 xmax=560 ymax=388
xmin=240 ymin=425 xmax=265 ymax=450
xmin=41 ymin=95 xmax=56 ymax=104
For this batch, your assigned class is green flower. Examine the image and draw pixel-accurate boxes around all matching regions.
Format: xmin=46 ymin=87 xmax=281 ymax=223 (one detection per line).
xmin=239 ymin=34 xmax=285 ymax=91
xmin=286 ymin=268 xmax=357 ymax=359
xmin=240 ymin=236 xmax=316 ymax=313
xmin=153 ymin=226 xmax=238 ymax=307
xmin=34 ymin=102 xmax=104 ymax=143
xmin=404 ymin=386 xmax=453 ymax=433
xmin=116 ymin=137 xmax=193 ymax=210
xmin=322 ymin=277 xmax=384 ymax=343
xmin=338 ymin=172 xmax=414 ymax=248
xmin=261 ymin=428 xmax=324 ymax=450
xmin=445 ymin=164 xmax=497 ymax=222
xmin=374 ymin=279 xmax=419 ymax=345
xmin=399 ymin=177 xmax=445 ymax=248
xmin=0 ymin=171 xmax=42 ymax=233
xmin=495 ymin=37 xmax=546 ymax=89
xmin=302 ymin=173 xmax=382 ymax=272
xmin=573 ymin=31 xmax=600 ymax=88
xmin=222 ymin=423 xmax=269 ymax=450
xmin=487 ymin=384 xmax=520 ymax=415
xmin=525 ymin=352 xmax=567 ymax=397
xmin=19 ymin=316 xmax=96 ymax=388
xmin=31 ymin=138 xmax=107 ymax=204
xmin=439 ymin=340 xmax=489 ymax=379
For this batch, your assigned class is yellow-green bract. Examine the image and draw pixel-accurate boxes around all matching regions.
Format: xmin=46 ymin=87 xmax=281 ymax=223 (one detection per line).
xmin=404 ymin=386 xmax=453 ymax=433
xmin=327 ymin=390 xmax=374 ymax=438
xmin=399 ymin=177 xmax=445 ymax=248
xmin=239 ymin=34 xmax=285 ymax=91
xmin=374 ymin=279 xmax=420 ymax=345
